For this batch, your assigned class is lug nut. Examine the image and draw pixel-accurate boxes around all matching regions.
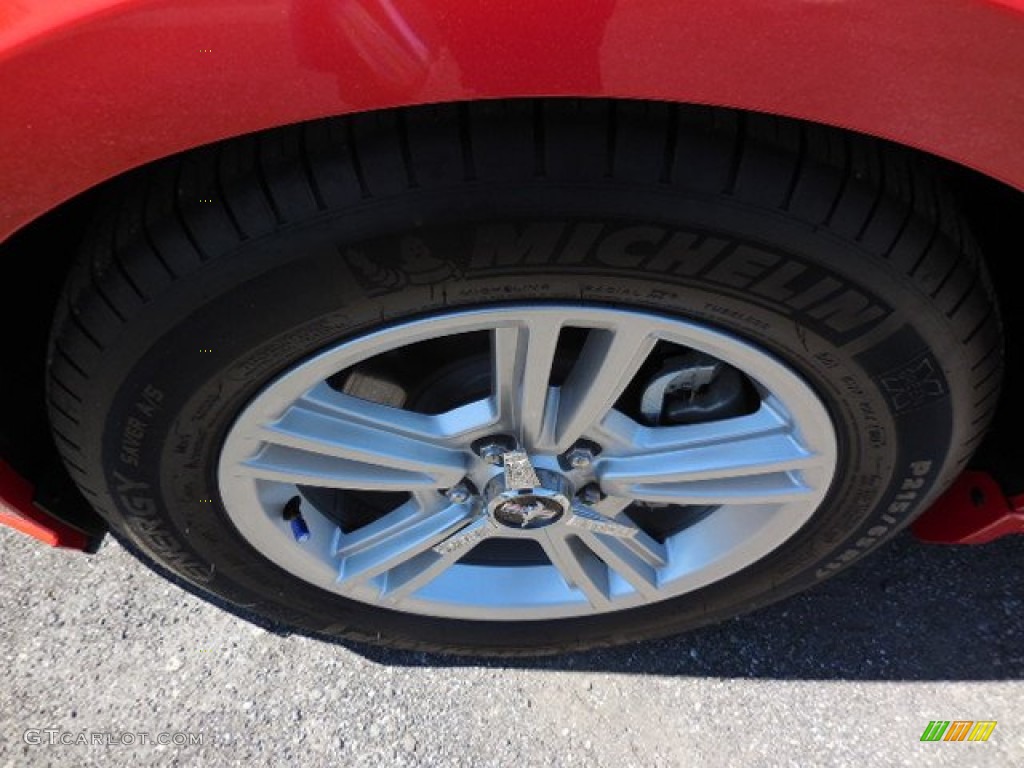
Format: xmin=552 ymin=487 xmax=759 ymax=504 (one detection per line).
xmin=473 ymin=436 xmax=518 ymax=466
xmin=577 ymin=484 xmax=604 ymax=505
xmin=565 ymin=446 xmax=595 ymax=469
xmin=446 ymin=484 xmax=472 ymax=504
xmin=480 ymin=444 xmax=506 ymax=466
xmin=560 ymin=441 xmax=603 ymax=471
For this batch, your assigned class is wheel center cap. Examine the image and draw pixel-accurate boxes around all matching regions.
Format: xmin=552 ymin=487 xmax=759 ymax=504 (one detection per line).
xmin=483 ymin=452 xmax=572 ymax=530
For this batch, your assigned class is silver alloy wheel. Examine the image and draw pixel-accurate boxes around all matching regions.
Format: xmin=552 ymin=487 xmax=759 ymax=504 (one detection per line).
xmin=218 ymin=305 xmax=837 ymax=621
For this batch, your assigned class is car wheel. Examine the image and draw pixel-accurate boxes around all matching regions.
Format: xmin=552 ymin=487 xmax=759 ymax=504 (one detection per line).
xmin=48 ymin=100 xmax=1001 ymax=654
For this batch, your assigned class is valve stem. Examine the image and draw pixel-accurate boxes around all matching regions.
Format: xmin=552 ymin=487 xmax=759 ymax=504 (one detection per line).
xmin=283 ymin=495 xmax=310 ymax=542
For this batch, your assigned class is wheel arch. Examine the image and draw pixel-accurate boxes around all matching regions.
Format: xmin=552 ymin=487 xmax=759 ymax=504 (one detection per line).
xmin=1 ymin=0 xmax=1023 ymax=246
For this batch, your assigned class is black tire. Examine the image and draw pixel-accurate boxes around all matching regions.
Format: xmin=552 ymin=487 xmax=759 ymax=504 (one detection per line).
xmin=48 ymin=100 xmax=1001 ymax=655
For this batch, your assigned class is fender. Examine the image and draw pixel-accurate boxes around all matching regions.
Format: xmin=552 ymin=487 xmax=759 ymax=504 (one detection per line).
xmin=0 ymin=0 xmax=1022 ymax=242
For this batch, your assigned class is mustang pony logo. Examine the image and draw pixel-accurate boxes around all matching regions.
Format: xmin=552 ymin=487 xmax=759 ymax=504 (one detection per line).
xmin=495 ymin=498 xmax=561 ymax=528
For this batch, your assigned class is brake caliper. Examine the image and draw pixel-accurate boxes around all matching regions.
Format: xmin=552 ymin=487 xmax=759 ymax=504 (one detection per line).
xmin=639 ymin=351 xmax=750 ymax=426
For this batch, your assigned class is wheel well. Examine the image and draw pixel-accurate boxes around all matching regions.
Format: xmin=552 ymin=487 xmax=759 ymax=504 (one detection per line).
xmin=1 ymin=184 xmax=107 ymax=533
xmin=3 ymin=99 xmax=1023 ymax=527
xmin=946 ymin=164 xmax=1024 ymax=492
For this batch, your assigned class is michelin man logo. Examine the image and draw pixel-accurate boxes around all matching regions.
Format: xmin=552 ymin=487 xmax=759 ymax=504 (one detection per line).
xmin=344 ymin=236 xmax=461 ymax=293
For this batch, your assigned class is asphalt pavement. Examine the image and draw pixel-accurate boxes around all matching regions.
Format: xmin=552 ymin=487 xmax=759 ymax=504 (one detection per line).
xmin=1 ymin=527 xmax=1022 ymax=767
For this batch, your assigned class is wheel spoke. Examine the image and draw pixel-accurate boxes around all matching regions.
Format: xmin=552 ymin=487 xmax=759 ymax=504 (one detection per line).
xmin=616 ymin=474 xmax=816 ymax=505
xmin=577 ymin=533 xmax=662 ymax=599
xmin=567 ymin=503 xmax=668 ymax=568
xmin=598 ymin=405 xmax=823 ymax=504
xmin=236 ymin=384 xmax=467 ymax=491
xmin=551 ymin=325 xmax=657 ymax=452
xmin=381 ymin=518 xmax=498 ymax=604
xmin=335 ymin=496 xmax=479 ymax=587
xmin=492 ymin=320 xmax=562 ymax=450
xmin=538 ymin=530 xmax=613 ymax=609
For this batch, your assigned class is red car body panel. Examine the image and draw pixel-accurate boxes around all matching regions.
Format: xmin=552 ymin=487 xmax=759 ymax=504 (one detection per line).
xmin=0 ymin=459 xmax=90 ymax=549
xmin=0 ymin=0 xmax=1023 ymax=245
